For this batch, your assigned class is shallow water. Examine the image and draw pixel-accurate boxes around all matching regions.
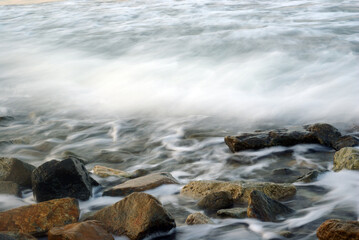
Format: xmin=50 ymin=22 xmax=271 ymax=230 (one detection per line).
xmin=0 ymin=0 xmax=359 ymax=239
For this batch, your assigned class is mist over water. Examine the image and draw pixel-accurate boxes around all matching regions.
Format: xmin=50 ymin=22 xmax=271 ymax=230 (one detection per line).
xmin=0 ymin=0 xmax=359 ymax=239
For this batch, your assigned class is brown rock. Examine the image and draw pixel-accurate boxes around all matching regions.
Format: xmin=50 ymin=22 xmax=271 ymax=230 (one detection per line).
xmin=197 ymin=191 xmax=233 ymax=211
xmin=0 ymin=198 xmax=79 ymax=236
xmin=181 ymin=180 xmax=296 ymax=203
xmin=0 ymin=157 xmax=35 ymax=188
xmin=0 ymin=232 xmax=36 ymax=240
xmin=247 ymin=190 xmax=294 ymax=222
xmin=333 ymin=135 xmax=359 ymax=150
xmin=306 ymin=123 xmax=341 ymax=148
xmin=317 ymin=219 xmax=359 ymax=240
xmin=217 ymin=208 xmax=247 ymax=219
xmin=92 ymin=165 xmax=132 ymax=178
xmin=87 ymin=192 xmax=175 ymax=240
xmin=0 ymin=181 xmax=21 ymax=196
xmin=333 ymin=147 xmax=359 ymax=171
xmin=103 ymin=172 xmax=179 ymax=196
xmin=185 ymin=212 xmax=213 ymax=225
xmin=48 ymin=220 xmax=114 ymax=240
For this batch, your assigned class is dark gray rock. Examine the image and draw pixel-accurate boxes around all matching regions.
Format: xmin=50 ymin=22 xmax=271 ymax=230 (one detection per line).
xmin=32 ymin=157 xmax=96 ymax=202
xmin=0 ymin=181 xmax=21 ymax=196
xmin=247 ymin=190 xmax=294 ymax=222
xmin=305 ymin=123 xmax=341 ymax=148
xmin=197 ymin=191 xmax=233 ymax=211
xmin=296 ymin=170 xmax=327 ymax=183
xmin=0 ymin=157 xmax=35 ymax=188
xmin=333 ymin=135 xmax=359 ymax=150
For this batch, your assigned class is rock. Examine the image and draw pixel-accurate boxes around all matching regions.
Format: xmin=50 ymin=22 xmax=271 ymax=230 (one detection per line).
xmin=197 ymin=191 xmax=233 ymax=211
xmin=217 ymin=207 xmax=247 ymax=218
xmin=279 ymin=231 xmax=294 ymax=238
xmin=0 ymin=157 xmax=35 ymax=188
xmin=270 ymin=168 xmax=301 ymax=183
xmin=87 ymin=192 xmax=175 ymax=240
xmin=32 ymin=157 xmax=96 ymax=202
xmin=247 ymin=190 xmax=294 ymax=222
xmin=0 ymin=181 xmax=21 ymax=196
xmin=305 ymin=123 xmax=341 ymax=148
xmin=130 ymin=169 xmax=150 ymax=179
xmin=181 ymin=180 xmax=296 ymax=203
xmin=333 ymin=135 xmax=359 ymax=150
xmin=185 ymin=212 xmax=213 ymax=225
xmin=0 ymin=116 xmax=14 ymax=122
xmin=103 ymin=172 xmax=179 ymax=196
xmin=333 ymin=147 xmax=359 ymax=171
xmin=296 ymin=170 xmax=327 ymax=183
xmin=0 ymin=232 xmax=36 ymax=240
xmin=0 ymin=198 xmax=79 ymax=236
xmin=317 ymin=219 xmax=359 ymax=240
xmin=48 ymin=220 xmax=114 ymax=240
xmin=92 ymin=165 xmax=132 ymax=178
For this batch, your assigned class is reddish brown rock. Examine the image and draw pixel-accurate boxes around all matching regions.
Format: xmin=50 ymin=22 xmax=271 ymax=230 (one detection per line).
xmin=0 ymin=198 xmax=79 ymax=236
xmin=48 ymin=220 xmax=113 ymax=240
xmin=87 ymin=192 xmax=175 ymax=240
xmin=317 ymin=219 xmax=359 ymax=240
xmin=103 ymin=172 xmax=179 ymax=196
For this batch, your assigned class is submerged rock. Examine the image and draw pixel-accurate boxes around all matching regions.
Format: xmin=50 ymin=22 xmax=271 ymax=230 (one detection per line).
xmin=181 ymin=180 xmax=296 ymax=203
xmin=296 ymin=170 xmax=327 ymax=183
xmin=197 ymin=191 xmax=233 ymax=211
xmin=185 ymin=212 xmax=213 ymax=225
xmin=92 ymin=165 xmax=132 ymax=178
xmin=32 ymin=157 xmax=96 ymax=202
xmin=217 ymin=207 xmax=247 ymax=219
xmin=0 ymin=232 xmax=36 ymax=240
xmin=333 ymin=135 xmax=359 ymax=150
xmin=333 ymin=147 xmax=359 ymax=171
xmin=103 ymin=172 xmax=179 ymax=196
xmin=0 ymin=198 xmax=79 ymax=236
xmin=225 ymin=123 xmax=341 ymax=152
xmin=317 ymin=219 xmax=359 ymax=240
xmin=0 ymin=181 xmax=21 ymax=196
xmin=0 ymin=157 xmax=35 ymax=188
xmin=247 ymin=190 xmax=294 ymax=222
xmin=87 ymin=192 xmax=175 ymax=240
xmin=270 ymin=168 xmax=302 ymax=183
xmin=48 ymin=220 xmax=114 ymax=240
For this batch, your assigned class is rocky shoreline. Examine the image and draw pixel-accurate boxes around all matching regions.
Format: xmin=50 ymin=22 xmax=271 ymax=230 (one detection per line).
xmin=1 ymin=119 xmax=359 ymax=240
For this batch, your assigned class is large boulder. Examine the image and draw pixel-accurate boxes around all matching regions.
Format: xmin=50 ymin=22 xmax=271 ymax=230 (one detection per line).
xmin=185 ymin=212 xmax=213 ymax=225
xmin=197 ymin=191 xmax=233 ymax=211
xmin=87 ymin=192 xmax=175 ymax=240
xmin=181 ymin=180 xmax=296 ymax=203
xmin=247 ymin=190 xmax=294 ymax=222
xmin=103 ymin=172 xmax=179 ymax=196
xmin=317 ymin=219 xmax=359 ymax=240
xmin=48 ymin=220 xmax=114 ymax=240
xmin=0 ymin=181 xmax=21 ymax=196
xmin=32 ymin=157 xmax=96 ymax=202
xmin=0 ymin=157 xmax=35 ymax=188
xmin=0 ymin=198 xmax=79 ymax=236
xmin=333 ymin=135 xmax=359 ymax=150
xmin=333 ymin=147 xmax=359 ymax=171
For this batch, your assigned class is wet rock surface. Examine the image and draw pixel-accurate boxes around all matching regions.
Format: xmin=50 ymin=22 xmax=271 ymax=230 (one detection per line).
xmin=217 ymin=207 xmax=247 ymax=219
xmin=181 ymin=180 xmax=296 ymax=202
xmin=0 ymin=181 xmax=21 ymax=196
xmin=0 ymin=157 xmax=35 ymax=188
xmin=247 ymin=190 xmax=294 ymax=222
xmin=87 ymin=192 xmax=176 ymax=240
xmin=48 ymin=220 xmax=114 ymax=240
xmin=103 ymin=172 xmax=179 ymax=196
xmin=296 ymin=170 xmax=327 ymax=183
xmin=0 ymin=198 xmax=79 ymax=236
xmin=197 ymin=191 xmax=233 ymax=211
xmin=185 ymin=212 xmax=213 ymax=225
xmin=333 ymin=147 xmax=359 ymax=171
xmin=92 ymin=165 xmax=132 ymax=178
xmin=305 ymin=123 xmax=341 ymax=148
xmin=333 ymin=135 xmax=359 ymax=150
xmin=0 ymin=232 xmax=36 ymax=240
xmin=32 ymin=157 xmax=96 ymax=202
xmin=317 ymin=219 xmax=359 ymax=240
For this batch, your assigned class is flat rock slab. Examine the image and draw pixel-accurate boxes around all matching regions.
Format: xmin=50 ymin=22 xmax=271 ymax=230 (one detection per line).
xmin=0 ymin=157 xmax=35 ymax=188
xmin=87 ymin=192 xmax=176 ymax=240
xmin=247 ymin=190 xmax=294 ymax=222
xmin=317 ymin=219 xmax=359 ymax=240
xmin=48 ymin=220 xmax=114 ymax=240
xmin=333 ymin=147 xmax=359 ymax=171
xmin=0 ymin=198 xmax=79 ymax=236
xmin=181 ymin=180 xmax=296 ymax=203
xmin=225 ymin=123 xmax=341 ymax=152
xmin=185 ymin=212 xmax=213 ymax=225
xmin=217 ymin=207 xmax=247 ymax=219
xmin=103 ymin=172 xmax=179 ymax=196
xmin=0 ymin=181 xmax=21 ymax=196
